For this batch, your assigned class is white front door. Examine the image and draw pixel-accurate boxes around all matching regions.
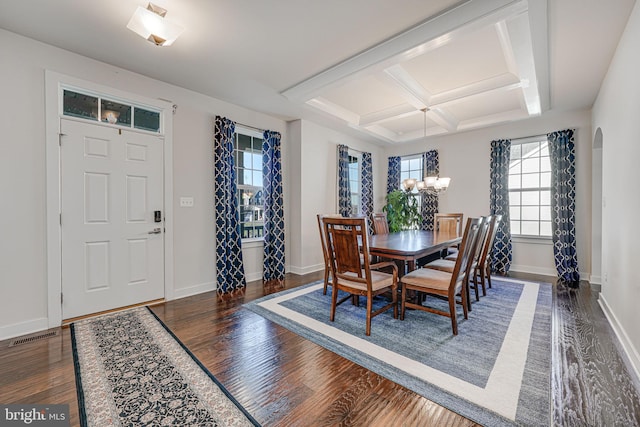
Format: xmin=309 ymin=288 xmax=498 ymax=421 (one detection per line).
xmin=60 ymin=119 xmax=165 ymax=319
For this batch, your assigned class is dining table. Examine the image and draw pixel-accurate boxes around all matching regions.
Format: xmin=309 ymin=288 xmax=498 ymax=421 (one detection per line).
xmin=368 ymin=229 xmax=462 ymax=274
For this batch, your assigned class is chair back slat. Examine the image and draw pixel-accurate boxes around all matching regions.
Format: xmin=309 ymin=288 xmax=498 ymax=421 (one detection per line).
xmin=450 ymin=217 xmax=483 ymax=285
xmin=435 ymin=213 xmax=464 ymax=237
xmin=323 ymin=217 xmax=371 ymax=285
xmin=479 ymin=215 xmax=502 ymax=267
xmin=373 ymin=212 xmax=390 ymax=235
xmin=472 ymin=215 xmax=492 ymax=265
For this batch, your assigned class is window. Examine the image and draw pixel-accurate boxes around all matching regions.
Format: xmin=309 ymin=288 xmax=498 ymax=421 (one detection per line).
xmin=348 ymin=154 xmax=360 ymax=215
xmin=400 ymin=155 xmax=423 ymax=195
xmin=235 ymin=128 xmax=264 ymax=240
xmin=62 ymin=89 xmax=161 ymax=132
xmin=508 ymin=138 xmax=552 ymax=237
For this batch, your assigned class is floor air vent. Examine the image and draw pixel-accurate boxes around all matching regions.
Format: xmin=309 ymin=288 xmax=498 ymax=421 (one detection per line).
xmin=9 ymin=330 xmax=59 ymax=347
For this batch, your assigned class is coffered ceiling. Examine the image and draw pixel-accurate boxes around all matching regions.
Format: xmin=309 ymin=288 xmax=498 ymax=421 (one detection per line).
xmin=283 ymin=0 xmax=547 ymax=143
xmin=0 ymin=0 xmax=635 ymax=144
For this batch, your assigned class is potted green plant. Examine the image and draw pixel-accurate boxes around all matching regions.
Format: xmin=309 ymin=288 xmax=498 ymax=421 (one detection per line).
xmin=382 ymin=190 xmax=421 ymax=232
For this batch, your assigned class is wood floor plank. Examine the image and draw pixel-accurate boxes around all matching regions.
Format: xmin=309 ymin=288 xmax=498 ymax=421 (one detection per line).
xmin=0 ymin=270 xmax=638 ymax=426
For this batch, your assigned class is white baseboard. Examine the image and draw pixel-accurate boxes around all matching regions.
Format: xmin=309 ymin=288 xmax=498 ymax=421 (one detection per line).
xmin=172 ymin=281 xmax=216 ymax=300
xmin=0 ymin=317 xmax=49 ymax=341
xmin=590 ymin=275 xmax=602 ymax=285
xmin=598 ymin=293 xmax=640 ymax=384
xmin=509 ymin=264 xmax=557 ymax=278
xmin=288 ymin=263 xmax=324 ymax=276
xmin=246 ymin=272 xmax=262 ymax=283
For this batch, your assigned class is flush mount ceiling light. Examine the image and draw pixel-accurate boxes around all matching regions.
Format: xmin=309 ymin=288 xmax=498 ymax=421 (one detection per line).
xmin=127 ymin=2 xmax=184 ymax=46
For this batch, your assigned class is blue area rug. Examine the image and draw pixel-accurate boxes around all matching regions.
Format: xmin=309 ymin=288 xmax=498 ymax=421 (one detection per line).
xmin=244 ymin=277 xmax=552 ymax=426
xmin=71 ymin=307 xmax=260 ymax=427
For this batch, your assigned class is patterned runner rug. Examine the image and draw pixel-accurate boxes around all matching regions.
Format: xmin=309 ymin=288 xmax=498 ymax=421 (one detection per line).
xmin=71 ymin=307 xmax=260 ymax=427
xmin=245 ymin=277 xmax=552 ymax=427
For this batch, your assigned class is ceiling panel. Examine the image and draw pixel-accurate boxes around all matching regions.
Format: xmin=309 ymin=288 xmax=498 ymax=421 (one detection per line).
xmin=403 ymin=25 xmax=509 ymax=95
xmin=446 ymin=88 xmax=522 ymax=121
xmin=372 ymin=112 xmax=440 ymax=137
xmin=322 ymin=75 xmax=410 ymax=117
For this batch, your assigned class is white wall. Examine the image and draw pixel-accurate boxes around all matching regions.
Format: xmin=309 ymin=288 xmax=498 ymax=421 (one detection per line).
xmin=383 ymin=109 xmax=593 ymax=278
xmin=287 ymin=119 xmax=385 ymax=274
xmin=592 ymin=0 xmax=640 ymax=379
xmin=0 ymin=29 xmax=288 ymax=339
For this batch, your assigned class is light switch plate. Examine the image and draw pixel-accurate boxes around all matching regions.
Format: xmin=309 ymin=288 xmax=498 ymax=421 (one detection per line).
xmin=180 ymin=197 xmax=194 ymax=207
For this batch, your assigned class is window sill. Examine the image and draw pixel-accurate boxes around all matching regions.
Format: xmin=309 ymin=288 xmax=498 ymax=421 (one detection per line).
xmin=512 ymin=235 xmax=553 ymax=245
xmin=242 ymin=238 xmax=264 ymax=248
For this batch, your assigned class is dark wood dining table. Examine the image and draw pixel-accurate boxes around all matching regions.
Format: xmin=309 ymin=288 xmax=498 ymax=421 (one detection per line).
xmin=368 ymin=230 xmax=461 ymax=274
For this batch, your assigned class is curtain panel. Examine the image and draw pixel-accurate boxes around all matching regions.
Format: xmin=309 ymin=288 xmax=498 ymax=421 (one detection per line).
xmin=361 ymin=152 xmax=374 ymax=235
xmin=214 ymin=116 xmax=246 ymax=293
xmin=421 ymin=150 xmax=439 ymax=230
xmin=548 ymin=129 xmax=580 ymax=286
xmin=337 ymin=144 xmax=352 ymax=217
xmin=262 ymin=130 xmax=285 ymax=282
xmin=489 ymin=139 xmax=513 ymax=274
xmin=387 ymin=156 xmax=401 ymax=194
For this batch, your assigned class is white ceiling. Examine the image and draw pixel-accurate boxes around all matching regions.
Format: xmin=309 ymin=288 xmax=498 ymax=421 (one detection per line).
xmin=0 ymin=0 xmax=635 ymax=144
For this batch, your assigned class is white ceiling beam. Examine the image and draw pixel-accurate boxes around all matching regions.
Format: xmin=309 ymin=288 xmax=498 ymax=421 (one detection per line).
xmin=429 ymin=73 xmax=521 ymax=106
xmin=380 ymin=65 xmax=430 ymax=108
xmin=358 ymin=104 xmax=418 ymax=126
xmin=429 ymin=107 xmax=459 ymax=132
xmin=354 ymin=124 xmax=400 ymax=144
xmin=501 ymin=11 xmax=542 ymax=115
xmin=495 ymin=20 xmax=519 ymax=75
xmin=305 ymin=97 xmax=360 ymax=125
xmin=527 ymin=0 xmax=549 ymax=112
xmin=457 ymin=108 xmax=529 ymax=130
xmin=281 ymin=0 xmax=528 ymax=102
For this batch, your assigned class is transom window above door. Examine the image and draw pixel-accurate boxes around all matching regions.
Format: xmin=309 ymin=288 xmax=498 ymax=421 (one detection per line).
xmin=62 ymin=88 xmax=161 ymax=133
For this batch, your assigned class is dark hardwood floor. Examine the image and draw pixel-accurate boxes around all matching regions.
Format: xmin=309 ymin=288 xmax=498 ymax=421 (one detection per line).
xmin=1 ymin=271 xmax=639 ymax=426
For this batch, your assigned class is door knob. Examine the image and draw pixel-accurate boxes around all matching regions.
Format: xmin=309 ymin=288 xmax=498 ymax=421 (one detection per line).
xmin=148 ymin=228 xmax=162 ymax=234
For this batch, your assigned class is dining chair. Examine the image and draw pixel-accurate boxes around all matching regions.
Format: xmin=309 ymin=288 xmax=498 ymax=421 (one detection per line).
xmin=316 ymin=214 xmax=343 ymax=295
xmin=474 ymin=214 xmax=502 ymax=291
xmin=435 ymin=212 xmax=464 ymax=236
xmin=323 ymin=216 xmax=398 ymax=336
xmin=425 ymin=216 xmax=490 ymax=302
xmin=399 ymin=217 xmax=482 ymax=335
xmin=372 ymin=212 xmax=390 ymax=235
xmin=435 ymin=212 xmax=464 ymax=256
xmin=445 ymin=215 xmax=502 ymax=294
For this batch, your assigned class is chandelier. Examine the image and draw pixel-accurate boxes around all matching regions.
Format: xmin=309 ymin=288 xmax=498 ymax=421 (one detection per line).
xmin=402 ymin=108 xmax=451 ymax=196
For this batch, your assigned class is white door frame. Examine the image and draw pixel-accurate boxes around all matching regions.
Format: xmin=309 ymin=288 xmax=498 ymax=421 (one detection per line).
xmin=45 ymin=70 xmax=174 ymax=327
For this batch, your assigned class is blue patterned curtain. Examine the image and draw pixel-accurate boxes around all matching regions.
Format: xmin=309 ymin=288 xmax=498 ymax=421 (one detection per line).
xmin=361 ymin=152 xmax=374 ymax=235
xmin=214 ymin=116 xmax=245 ymax=293
xmin=490 ymin=139 xmax=512 ymax=274
xmin=262 ymin=130 xmax=285 ymax=282
xmin=548 ymin=129 xmax=580 ymax=287
xmin=337 ymin=144 xmax=352 ymax=217
xmin=421 ymin=150 xmax=439 ymax=230
xmin=387 ymin=156 xmax=401 ymax=194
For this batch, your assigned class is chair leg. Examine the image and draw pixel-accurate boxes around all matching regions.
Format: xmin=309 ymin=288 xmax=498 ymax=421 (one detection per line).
xmin=366 ymin=295 xmax=373 ymax=336
xmin=461 ymin=285 xmax=469 ymax=320
xmin=486 ymin=265 xmax=492 ymax=288
xmin=449 ymin=297 xmax=458 ymax=335
xmin=400 ymin=285 xmax=407 ymax=320
xmin=330 ymin=286 xmax=338 ymax=322
xmin=323 ymin=267 xmax=329 ymax=295
xmin=480 ymin=268 xmax=487 ymax=296
xmin=472 ymin=274 xmax=480 ymax=301
xmin=392 ymin=285 xmax=398 ymax=319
